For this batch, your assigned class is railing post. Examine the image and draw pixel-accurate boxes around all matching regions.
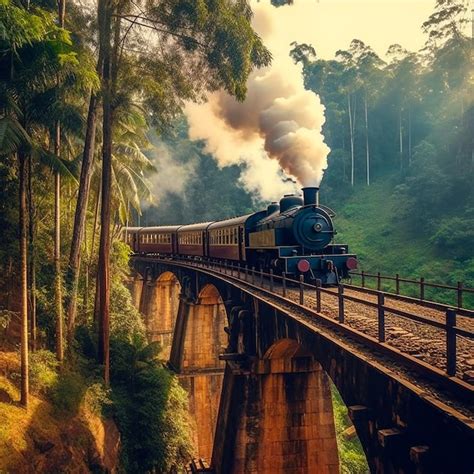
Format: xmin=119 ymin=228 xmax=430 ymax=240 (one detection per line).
xmin=377 ymin=272 xmax=381 ymax=291
xmin=377 ymin=292 xmax=385 ymax=342
xmin=457 ymin=282 xmax=463 ymax=309
xmin=315 ymin=279 xmax=322 ymax=313
xmin=299 ymin=275 xmax=304 ymax=305
xmin=338 ymin=284 xmax=345 ymax=323
xmin=420 ymin=277 xmax=425 ymax=301
xmin=269 ymin=269 xmax=274 ymax=292
xmin=446 ymin=308 xmax=457 ymax=377
xmin=237 ymin=263 xmax=241 ymax=280
xmin=282 ymin=272 xmax=287 ymax=297
xmin=361 ymin=270 xmax=365 ymax=288
xmin=260 ymin=269 xmax=264 ymax=288
xmin=395 ymin=273 xmax=400 ymax=295
xmin=252 ymin=267 xmax=255 ymax=285
xmin=245 ymin=265 xmax=248 ymax=281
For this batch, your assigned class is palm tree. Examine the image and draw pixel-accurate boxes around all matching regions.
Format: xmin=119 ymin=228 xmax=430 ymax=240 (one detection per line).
xmin=0 ymin=0 xmax=90 ymax=404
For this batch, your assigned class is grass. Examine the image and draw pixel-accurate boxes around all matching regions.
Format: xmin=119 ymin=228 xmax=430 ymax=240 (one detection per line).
xmin=331 ymin=383 xmax=369 ymax=474
xmin=0 ymin=352 xmax=117 ymax=472
xmin=0 ymin=376 xmax=62 ymax=470
xmin=331 ymin=179 xmax=474 ymax=308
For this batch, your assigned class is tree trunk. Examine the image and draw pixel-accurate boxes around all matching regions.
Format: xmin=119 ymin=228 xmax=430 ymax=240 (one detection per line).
xmin=18 ymin=151 xmax=29 ymax=408
xmin=54 ymin=0 xmax=65 ymax=360
xmin=27 ymin=153 xmax=36 ymax=351
xmin=347 ymin=93 xmax=356 ymax=187
xmin=92 ymin=184 xmax=101 ymax=324
xmin=66 ymin=92 xmax=99 ymax=341
xmin=408 ymin=105 xmax=412 ymax=166
xmin=54 ymin=123 xmax=64 ymax=362
xmin=58 ymin=0 xmax=66 ymax=26
xmin=97 ymin=0 xmax=114 ymax=385
xmin=399 ymin=107 xmax=403 ymax=170
xmin=364 ymin=93 xmax=370 ymax=186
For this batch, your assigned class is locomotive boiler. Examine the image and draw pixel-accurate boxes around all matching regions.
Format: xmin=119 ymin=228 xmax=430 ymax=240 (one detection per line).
xmin=124 ymin=187 xmax=357 ymax=284
xmin=246 ymin=187 xmax=357 ymax=283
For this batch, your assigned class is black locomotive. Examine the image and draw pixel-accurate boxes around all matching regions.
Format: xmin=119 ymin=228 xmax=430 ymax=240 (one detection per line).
xmin=125 ymin=187 xmax=357 ymax=284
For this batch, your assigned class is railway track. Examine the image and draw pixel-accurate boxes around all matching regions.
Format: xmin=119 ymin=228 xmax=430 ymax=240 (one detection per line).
xmin=285 ymin=285 xmax=474 ymax=384
xmin=135 ymin=256 xmax=474 ymax=398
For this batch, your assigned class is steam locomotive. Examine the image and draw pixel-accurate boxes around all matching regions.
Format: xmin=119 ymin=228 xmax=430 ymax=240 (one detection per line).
xmin=125 ymin=187 xmax=357 ymax=284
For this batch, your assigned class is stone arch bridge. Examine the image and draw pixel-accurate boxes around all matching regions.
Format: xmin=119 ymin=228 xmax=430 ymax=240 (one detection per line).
xmin=129 ymin=256 xmax=474 ymax=474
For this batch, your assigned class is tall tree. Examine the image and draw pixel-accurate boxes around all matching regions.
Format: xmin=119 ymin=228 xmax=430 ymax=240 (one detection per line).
xmin=93 ymin=0 xmax=271 ymax=383
xmin=335 ymin=47 xmax=359 ymax=186
xmin=53 ymin=0 xmax=66 ymax=362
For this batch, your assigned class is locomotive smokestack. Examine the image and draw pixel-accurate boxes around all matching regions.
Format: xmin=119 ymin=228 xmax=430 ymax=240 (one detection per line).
xmin=302 ymin=187 xmax=319 ymax=206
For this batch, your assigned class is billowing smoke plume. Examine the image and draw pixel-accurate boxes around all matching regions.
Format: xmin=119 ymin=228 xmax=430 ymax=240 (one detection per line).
xmin=185 ymin=1 xmax=330 ymax=201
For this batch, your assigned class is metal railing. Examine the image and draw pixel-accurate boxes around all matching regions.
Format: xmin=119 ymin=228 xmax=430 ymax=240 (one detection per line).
xmin=350 ymin=271 xmax=474 ymax=310
xmin=153 ymin=256 xmax=474 ymax=381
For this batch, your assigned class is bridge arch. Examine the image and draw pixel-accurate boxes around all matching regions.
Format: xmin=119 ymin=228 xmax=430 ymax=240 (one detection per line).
xmin=138 ymin=270 xmax=181 ymax=359
xmin=170 ymin=282 xmax=228 ymax=462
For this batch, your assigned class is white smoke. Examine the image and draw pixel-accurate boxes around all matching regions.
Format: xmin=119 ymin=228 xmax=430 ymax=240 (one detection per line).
xmin=185 ymin=1 xmax=330 ymax=201
xmin=147 ymin=139 xmax=197 ymax=203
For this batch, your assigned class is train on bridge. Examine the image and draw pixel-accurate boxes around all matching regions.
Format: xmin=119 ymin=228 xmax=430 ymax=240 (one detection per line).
xmin=124 ymin=187 xmax=357 ymax=284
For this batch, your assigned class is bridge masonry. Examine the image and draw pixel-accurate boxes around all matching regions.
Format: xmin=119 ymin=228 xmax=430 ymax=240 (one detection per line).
xmin=169 ymin=285 xmax=227 ymax=460
xmin=131 ymin=258 xmax=474 ymax=474
xmin=214 ymin=344 xmax=339 ymax=473
xmin=129 ymin=271 xmax=180 ymax=359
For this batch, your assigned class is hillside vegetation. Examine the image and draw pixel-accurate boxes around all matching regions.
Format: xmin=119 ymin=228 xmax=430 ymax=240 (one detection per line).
xmin=330 ymin=179 xmax=474 ymax=307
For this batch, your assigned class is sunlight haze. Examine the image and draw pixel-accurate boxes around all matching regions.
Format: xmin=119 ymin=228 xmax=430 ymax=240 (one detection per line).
xmin=259 ymin=0 xmax=437 ymax=58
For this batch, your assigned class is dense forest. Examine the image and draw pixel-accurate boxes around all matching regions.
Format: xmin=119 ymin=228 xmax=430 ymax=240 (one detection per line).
xmin=0 ymin=0 xmax=472 ymax=471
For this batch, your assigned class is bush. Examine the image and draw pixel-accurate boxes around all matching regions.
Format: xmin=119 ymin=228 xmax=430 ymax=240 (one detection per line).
xmin=430 ymin=217 xmax=474 ymax=260
xmin=49 ymin=370 xmax=87 ymax=415
xmin=29 ymin=350 xmax=59 ymax=395
xmin=83 ymin=382 xmax=112 ymax=416
xmin=110 ymin=338 xmax=193 ymax=472
xmin=0 ymin=310 xmax=14 ymax=330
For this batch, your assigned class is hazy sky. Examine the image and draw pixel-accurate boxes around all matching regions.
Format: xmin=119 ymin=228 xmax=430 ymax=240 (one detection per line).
xmin=255 ymin=0 xmax=437 ymax=59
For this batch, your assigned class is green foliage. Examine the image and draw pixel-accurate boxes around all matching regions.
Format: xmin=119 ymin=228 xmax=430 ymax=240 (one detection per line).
xmin=28 ymin=349 xmax=59 ymax=395
xmin=331 ymin=385 xmax=369 ymax=474
xmin=83 ymin=382 xmax=112 ymax=416
xmin=333 ymin=178 xmax=474 ymax=308
xmin=49 ymin=370 xmax=87 ymax=415
xmin=0 ymin=309 xmax=14 ymax=330
xmin=430 ymin=217 xmax=474 ymax=260
xmin=110 ymin=338 xmax=193 ymax=472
